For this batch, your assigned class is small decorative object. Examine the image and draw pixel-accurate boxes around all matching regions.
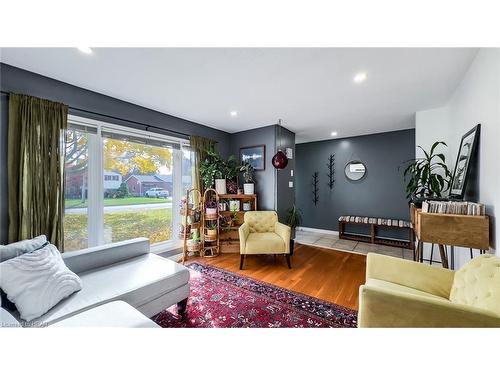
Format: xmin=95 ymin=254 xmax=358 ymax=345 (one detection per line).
xmin=237 ymin=188 xmax=243 ymax=195
xmin=344 ymin=160 xmax=367 ymax=181
xmin=272 ymin=120 xmax=288 ymax=169
xmin=226 ymin=179 xmax=238 ymax=194
xmin=286 ymin=147 xmax=293 ymax=159
xmin=240 ymin=145 xmax=265 ymax=170
xmin=312 ymin=172 xmax=319 ymax=206
xmin=326 ymin=154 xmax=335 ymax=189
xmin=240 ymin=162 xmax=255 ymax=195
xmin=229 ymin=200 xmax=240 ymax=212
xmin=218 ymin=200 xmax=228 ymax=211
xmin=450 ymin=124 xmax=480 ymax=199
xmin=243 ymin=202 xmax=252 ymax=211
xmin=401 ymin=141 xmax=452 ymax=204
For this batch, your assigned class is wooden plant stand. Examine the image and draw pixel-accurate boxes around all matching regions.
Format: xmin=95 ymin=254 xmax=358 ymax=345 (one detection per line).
xmin=181 ymin=188 xmax=203 ymax=264
xmin=218 ymin=194 xmax=257 ymax=253
xmin=201 ymin=188 xmax=220 ymax=258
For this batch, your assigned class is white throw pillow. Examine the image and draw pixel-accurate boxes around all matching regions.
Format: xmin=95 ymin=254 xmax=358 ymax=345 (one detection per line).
xmin=0 ymin=235 xmax=48 ymax=262
xmin=0 ymin=244 xmax=82 ymax=322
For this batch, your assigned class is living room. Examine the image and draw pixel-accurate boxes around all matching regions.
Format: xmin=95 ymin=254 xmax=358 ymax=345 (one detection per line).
xmin=1 ymin=2 xmax=499 ymax=374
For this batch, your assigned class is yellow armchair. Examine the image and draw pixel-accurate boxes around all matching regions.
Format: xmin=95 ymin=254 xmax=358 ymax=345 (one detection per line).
xmin=238 ymin=211 xmax=291 ymax=270
xmin=358 ymin=253 xmax=500 ymax=327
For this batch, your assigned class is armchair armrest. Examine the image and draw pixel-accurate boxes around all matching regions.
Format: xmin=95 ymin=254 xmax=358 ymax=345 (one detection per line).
xmin=275 ymin=222 xmax=291 ymax=254
xmin=239 ymin=222 xmax=250 ymax=254
xmin=358 ymin=285 xmax=500 ymax=327
xmin=366 ymin=253 xmax=454 ymax=298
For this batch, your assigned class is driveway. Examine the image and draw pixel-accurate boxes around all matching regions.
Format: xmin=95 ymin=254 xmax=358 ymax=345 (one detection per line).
xmin=66 ymin=202 xmax=172 ymax=214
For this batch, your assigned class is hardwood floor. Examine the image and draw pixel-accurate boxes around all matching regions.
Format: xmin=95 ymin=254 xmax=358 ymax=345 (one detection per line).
xmin=193 ymin=243 xmax=367 ymax=310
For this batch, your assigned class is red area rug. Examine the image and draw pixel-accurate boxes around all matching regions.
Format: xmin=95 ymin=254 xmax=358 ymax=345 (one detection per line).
xmin=153 ymin=262 xmax=357 ymax=328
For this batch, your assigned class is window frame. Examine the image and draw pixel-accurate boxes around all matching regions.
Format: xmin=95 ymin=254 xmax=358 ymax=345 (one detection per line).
xmin=66 ymin=114 xmax=189 ymax=254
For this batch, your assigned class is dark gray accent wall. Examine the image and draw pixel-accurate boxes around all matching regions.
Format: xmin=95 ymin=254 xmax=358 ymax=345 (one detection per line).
xmin=295 ymin=129 xmax=415 ymax=239
xmin=276 ymin=127 xmax=295 ymax=222
xmin=0 ymin=63 xmax=231 ymax=244
xmin=229 ymin=125 xmax=277 ymax=211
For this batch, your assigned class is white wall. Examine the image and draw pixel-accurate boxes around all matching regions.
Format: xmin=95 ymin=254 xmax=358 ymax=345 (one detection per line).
xmin=415 ymin=48 xmax=500 ymax=268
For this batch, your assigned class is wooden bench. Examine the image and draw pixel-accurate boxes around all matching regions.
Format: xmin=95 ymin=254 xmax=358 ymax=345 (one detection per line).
xmin=338 ymin=216 xmax=414 ymax=250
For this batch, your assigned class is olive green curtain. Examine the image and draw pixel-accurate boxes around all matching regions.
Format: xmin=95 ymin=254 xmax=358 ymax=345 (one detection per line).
xmin=190 ymin=135 xmax=216 ymax=196
xmin=8 ymin=93 xmax=68 ymax=249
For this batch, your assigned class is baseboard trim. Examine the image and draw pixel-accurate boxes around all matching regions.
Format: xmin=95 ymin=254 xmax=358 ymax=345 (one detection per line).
xmin=296 ymin=226 xmax=339 ymax=236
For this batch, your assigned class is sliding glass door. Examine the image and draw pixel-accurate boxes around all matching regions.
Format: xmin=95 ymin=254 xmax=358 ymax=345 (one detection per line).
xmin=63 ymin=116 xmax=191 ymax=252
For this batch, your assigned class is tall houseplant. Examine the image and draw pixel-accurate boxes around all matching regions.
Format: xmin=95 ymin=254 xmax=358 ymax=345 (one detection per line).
xmin=285 ymin=205 xmax=302 ymax=256
xmin=200 ymin=149 xmax=225 ymax=192
xmin=401 ymin=141 xmax=452 ymax=204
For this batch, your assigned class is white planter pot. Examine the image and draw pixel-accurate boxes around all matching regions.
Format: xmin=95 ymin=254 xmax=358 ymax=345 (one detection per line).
xmin=215 ymin=179 xmax=227 ymax=195
xmin=206 ymin=208 xmax=217 ymax=216
xmin=243 ymin=183 xmax=254 ymax=195
xmin=243 ymin=202 xmax=252 ymax=211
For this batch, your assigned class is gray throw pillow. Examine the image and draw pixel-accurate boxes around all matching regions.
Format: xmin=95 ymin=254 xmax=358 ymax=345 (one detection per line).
xmin=0 ymin=244 xmax=82 ymax=322
xmin=0 ymin=235 xmax=48 ymax=262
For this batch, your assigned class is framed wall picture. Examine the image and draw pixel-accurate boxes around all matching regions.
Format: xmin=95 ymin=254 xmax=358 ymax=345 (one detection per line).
xmin=240 ymin=145 xmax=266 ymax=170
xmin=450 ymin=124 xmax=480 ymax=199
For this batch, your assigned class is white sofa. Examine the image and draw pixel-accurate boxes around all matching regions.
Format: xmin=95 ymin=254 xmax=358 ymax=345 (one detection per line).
xmin=1 ymin=238 xmax=189 ymax=327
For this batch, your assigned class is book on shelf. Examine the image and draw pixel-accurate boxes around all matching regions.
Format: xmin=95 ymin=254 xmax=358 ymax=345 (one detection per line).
xmin=421 ymin=200 xmax=485 ymax=216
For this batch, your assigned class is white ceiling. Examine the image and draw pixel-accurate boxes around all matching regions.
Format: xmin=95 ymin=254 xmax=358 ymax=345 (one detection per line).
xmin=0 ymin=48 xmax=477 ymax=143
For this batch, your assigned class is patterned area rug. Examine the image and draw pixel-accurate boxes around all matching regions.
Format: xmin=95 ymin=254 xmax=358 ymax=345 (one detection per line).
xmin=153 ymin=262 xmax=357 ymax=328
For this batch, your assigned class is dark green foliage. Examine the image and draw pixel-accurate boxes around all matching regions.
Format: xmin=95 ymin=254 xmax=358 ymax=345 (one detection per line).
xmin=401 ymin=141 xmax=452 ymax=201
xmin=285 ymin=205 xmax=303 ymax=229
xmin=116 ymin=182 xmax=130 ymax=198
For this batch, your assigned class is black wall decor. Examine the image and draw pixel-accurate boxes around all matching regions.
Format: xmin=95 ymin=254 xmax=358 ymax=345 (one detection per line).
xmin=312 ymin=172 xmax=319 ymax=205
xmin=327 ymin=154 xmax=335 ymax=189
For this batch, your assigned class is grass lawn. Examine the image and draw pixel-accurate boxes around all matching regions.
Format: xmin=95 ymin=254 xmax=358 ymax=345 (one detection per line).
xmin=65 ymin=196 xmax=172 ymax=209
xmin=64 ymin=208 xmax=173 ymax=251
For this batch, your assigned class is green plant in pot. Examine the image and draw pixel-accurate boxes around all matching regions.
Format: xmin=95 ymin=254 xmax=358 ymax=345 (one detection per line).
xmin=285 ymin=205 xmax=302 ymax=256
xmin=200 ymin=149 xmax=225 ymax=192
xmin=240 ymin=162 xmax=255 ymax=195
xmin=401 ymin=141 xmax=452 ymax=206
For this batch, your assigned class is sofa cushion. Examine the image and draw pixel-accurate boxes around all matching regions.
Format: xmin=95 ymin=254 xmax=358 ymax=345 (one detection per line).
xmin=366 ymin=278 xmax=448 ymax=302
xmin=0 ymin=235 xmax=48 ymax=262
xmin=0 ymin=244 xmax=82 ymax=322
xmin=50 ymin=301 xmax=159 ymax=328
xmin=449 ymin=254 xmax=500 ymax=315
xmin=245 ymin=232 xmax=285 ymax=254
xmin=244 ymin=211 xmax=278 ymax=233
xmin=32 ymin=253 xmax=189 ymax=325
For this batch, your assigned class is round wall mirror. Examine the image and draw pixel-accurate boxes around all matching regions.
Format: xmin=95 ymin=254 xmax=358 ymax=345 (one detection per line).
xmin=344 ymin=160 xmax=366 ymax=181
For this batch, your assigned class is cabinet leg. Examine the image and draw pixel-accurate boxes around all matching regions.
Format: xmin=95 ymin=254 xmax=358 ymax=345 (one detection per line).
xmin=419 ymin=241 xmax=424 ymax=263
xmin=450 ymin=246 xmax=455 ymax=270
xmin=415 ymin=240 xmax=421 ymax=262
xmin=438 ymin=244 xmax=449 ymax=269
xmin=430 ymin=243 xmax=434 ymax=265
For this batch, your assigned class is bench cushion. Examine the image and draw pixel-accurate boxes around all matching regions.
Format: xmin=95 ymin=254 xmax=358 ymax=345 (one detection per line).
xmin=50 ymin=301 xmax=159 ymax=328
xmin=29 ymin=253 xmax=189 ymax=325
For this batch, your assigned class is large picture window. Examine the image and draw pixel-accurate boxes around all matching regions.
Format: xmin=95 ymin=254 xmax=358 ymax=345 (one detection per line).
xmin=63 ymin=116 xmax=191 ymax=252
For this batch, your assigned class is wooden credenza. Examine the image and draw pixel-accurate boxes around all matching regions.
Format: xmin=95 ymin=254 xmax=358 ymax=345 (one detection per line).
xmin=411 ymin=204 xmax=490 ymax=269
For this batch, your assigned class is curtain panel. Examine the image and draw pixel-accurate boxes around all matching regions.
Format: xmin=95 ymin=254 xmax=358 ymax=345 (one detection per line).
xmin=190 ymin=135 xmax=216 ymax=195
xmin=8 ymin=93 xmax=68 ymax=249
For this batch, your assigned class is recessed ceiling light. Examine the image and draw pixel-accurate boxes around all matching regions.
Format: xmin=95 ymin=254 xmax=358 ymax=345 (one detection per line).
xmin=353 ymin=72 xmax=367 ymax=83
xmin=77 ymin=47 xmax=93 ymax=54
xmin=331 ymin=131 xmax=338 ymax=137
xmin=230 ymin=110 xmax=238 ymax=117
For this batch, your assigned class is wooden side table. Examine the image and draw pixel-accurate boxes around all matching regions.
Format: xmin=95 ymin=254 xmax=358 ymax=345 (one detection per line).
xmin=411 ymin=204 xmax=490 ymax=269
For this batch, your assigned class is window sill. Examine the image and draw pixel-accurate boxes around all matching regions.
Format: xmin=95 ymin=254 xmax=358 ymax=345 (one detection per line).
xmin=150 ymin=239 xmax=182 ymax=257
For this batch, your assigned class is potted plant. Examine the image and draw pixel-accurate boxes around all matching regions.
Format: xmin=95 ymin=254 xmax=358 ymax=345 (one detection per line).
xmin=285 ymin=205 xmax=303 ymax=256
xmin=206 ymin=223 xmax=218 ymax=238
xmin=240 ymin=162 xmax=255 ymax=195
xmin=224 ymin=155 xmax=239 ymax=194
xmin=205 ymin=200 xmax=218 ymax=217
xmin=401 ymin=141 xmax=452 ymax=207
xmin=200 ymin=149 xmax=226 ymax=193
